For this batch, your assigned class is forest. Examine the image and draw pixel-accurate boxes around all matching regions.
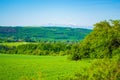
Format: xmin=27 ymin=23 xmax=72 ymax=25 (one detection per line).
xmin=0 ymin=26 xmax=91 ymax=42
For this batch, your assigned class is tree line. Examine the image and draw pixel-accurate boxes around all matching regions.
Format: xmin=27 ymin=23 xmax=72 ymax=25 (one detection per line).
xmin=0 ymin=41 xmax=80 ymax=56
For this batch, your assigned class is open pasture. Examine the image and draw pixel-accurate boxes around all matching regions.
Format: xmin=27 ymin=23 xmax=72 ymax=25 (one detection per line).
xmin=0 ymin=54 xmax=90 ymax=80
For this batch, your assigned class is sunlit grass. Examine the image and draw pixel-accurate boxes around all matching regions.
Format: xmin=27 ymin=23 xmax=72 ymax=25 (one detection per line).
xmin=0 ymin=42 xmax=29 ymax=46
xmin=0 ymin=54 xmax=91 ymax=80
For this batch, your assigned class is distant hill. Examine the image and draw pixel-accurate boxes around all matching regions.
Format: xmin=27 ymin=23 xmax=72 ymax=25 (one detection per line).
xmin=0 ymin=26 xmax=92 ymax=42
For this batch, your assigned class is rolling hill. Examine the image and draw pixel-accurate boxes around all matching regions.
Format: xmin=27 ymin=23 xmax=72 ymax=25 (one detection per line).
xmin=0 ymin=26 xmax=92 ymax=42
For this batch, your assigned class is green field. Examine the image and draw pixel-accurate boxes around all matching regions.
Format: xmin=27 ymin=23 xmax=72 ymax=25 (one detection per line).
xmin=0 ymin=42 xmax=29 ymax=46
xmin=0 ymin=54 xmax=91 ymax=80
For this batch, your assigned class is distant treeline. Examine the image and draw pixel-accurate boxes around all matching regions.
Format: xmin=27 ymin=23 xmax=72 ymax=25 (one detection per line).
xmin=0 ymin=26 xmax=91 ymax=42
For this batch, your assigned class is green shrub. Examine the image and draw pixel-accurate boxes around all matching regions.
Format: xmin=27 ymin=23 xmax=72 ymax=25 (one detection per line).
xmin=62 ymin=57 xmax=120 ymax=80
xmin=71 ymin=20 xmax=120 ymax=60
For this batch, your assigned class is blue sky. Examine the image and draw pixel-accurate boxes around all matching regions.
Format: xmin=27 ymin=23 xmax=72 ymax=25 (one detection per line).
xmin=0 ymin=0 xmax=120 ymax=28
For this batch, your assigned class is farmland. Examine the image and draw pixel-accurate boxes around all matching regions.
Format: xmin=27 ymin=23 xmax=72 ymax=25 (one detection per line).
xmin=0 ymin=54 xmax=90 ymax=80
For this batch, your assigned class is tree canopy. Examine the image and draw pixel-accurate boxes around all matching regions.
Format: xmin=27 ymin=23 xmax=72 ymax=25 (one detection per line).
xmin=72 ymin=20 xmax=120 ymax=60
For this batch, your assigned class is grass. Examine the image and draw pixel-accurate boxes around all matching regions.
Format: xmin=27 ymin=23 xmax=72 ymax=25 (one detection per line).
xmin=0 ymin=42 xmax=29 ymax=46
xmin=0 ymin=54 xmax=91 ymax=80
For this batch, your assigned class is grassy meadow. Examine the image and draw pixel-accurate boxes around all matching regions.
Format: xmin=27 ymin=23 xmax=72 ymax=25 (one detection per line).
xmin=0 ymin=54 xmax=91 ymax=80
xmin=0 ymin=42 xmax=29 ymax=46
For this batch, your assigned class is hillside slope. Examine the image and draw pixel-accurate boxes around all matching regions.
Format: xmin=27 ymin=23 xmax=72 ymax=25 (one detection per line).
xmin=0 ymin=26 xmax=92 ymax=42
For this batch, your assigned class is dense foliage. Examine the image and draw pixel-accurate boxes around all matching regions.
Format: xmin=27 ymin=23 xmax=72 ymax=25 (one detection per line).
xmin=0 ymin=26 xmax=91 ymax=42
xmin=71 ymin=20 xmax=120 ymax=60
xmin=60 ymin=56 xmax=120 ymax=80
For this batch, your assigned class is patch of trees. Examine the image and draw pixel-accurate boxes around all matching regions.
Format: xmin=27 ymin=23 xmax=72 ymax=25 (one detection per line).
xmin=0 ymin=42 xmax=80 ymax=56
xmin=71 ymin=20 xmax=120 ymax=60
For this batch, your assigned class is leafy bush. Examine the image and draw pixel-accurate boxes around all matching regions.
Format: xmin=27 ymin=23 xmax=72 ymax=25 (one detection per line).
xmin=71 ymin=20 xmax=120 ymax=60
xmin=61 ymin=56 xmax=120 ymax=80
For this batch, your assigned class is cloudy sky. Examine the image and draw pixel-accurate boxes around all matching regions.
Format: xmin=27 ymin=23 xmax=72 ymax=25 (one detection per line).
xmin=0 ymin=0 xmax=120 ymax=28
